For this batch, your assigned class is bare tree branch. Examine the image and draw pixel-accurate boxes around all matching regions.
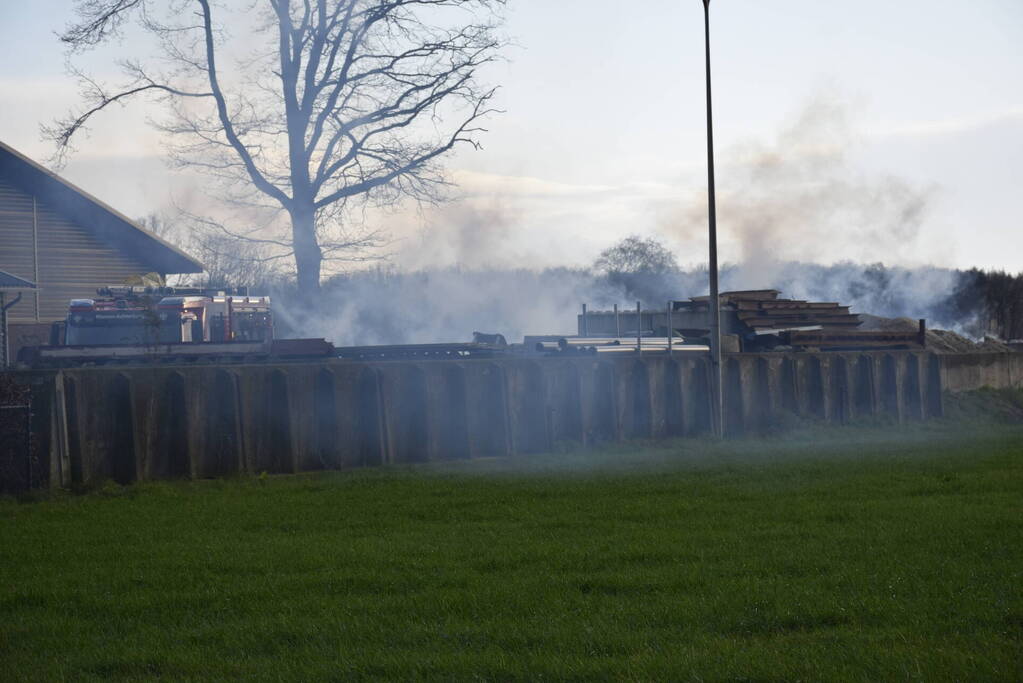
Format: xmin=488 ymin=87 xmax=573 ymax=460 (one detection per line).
xmin=51 ymin=0 xmax=506 ymax=293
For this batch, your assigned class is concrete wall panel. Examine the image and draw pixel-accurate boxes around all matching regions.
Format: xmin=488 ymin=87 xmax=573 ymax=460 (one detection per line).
xmin=463 ymin=362 xmax=509 ymax=458
xmin=829 ymin=356 xmax=850 ymax=425
xmin=902 ymin=355 xmax=924 ymax=421
xmin=378 ymin=364 xmax=430 ymax=464
xmin=940 ymin=353 xmax=1023 ymax=392
xmin=853 ymin=355 xmax=875 ymax=419
xmin=64 ymin=370 xmax=137 ymax=484
xmin=752 ymin=357 xmax=773 ymax=433
xmin=925 ymin=355 xmax=944 ymax=418
xmin=329 ymin=364 xmax=368 ymax=468
xmin=356 ymin=368 xmax=385 ymax=466
xmin=150 ymin=372 xmax=189 ymax=479
xmin=580 ymin=360 xmax=616 ymax=444
xmin=239 ymin=369 xmax=294 ymax=474
xmin=505 ymin=361 xmax=549 ymax=455
xmin=545 ymin=361 xmax=583 ymax=446
xmin=686 ymin=358 xmax=712 ymax=436
xmin=617 ymin=360 xmax=652 ymax=439
xmin=663 ymin=359 xmax=686 ymax=438
xmin=779 ymin=357 xmax=799 ymax=415
xmin=879 ymin=355 xmax=901 ymax=421
xmin=803 ymin=357 xmax=826 ymax=420
xmin=14 ymin=350 xmax=1014 ymax=491
xmin=724 ymin=357 xmax=745 ymax=436
xmin=200 ymin=369 xmax=242 ymax=477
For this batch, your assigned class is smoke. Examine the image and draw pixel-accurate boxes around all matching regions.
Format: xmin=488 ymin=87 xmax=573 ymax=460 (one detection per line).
xmin=272 ymin=267 xmax=615 ymax=345
xmin=393 ymin=198 xmax=520 ymax=271
xmin=254 ymin=94 xmax=999 ymax=346
xmin=747 ymin=261 xmax=963 ymax=324
xmin=666 ymin=94 xmax=938 ymax=288
xmin=266 ymin=260 xmax=988 ymax=346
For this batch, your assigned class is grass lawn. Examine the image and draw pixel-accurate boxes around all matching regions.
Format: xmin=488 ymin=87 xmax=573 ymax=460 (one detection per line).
xmin=2 ymin=414 xmax=1022 ymax=680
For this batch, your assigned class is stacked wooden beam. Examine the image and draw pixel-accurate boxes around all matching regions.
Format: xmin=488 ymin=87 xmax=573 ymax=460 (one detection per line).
xmin=786 ymin=329 xmax=926 ymax=350
xmin=681 ymin=290 xmax=862 ymax=334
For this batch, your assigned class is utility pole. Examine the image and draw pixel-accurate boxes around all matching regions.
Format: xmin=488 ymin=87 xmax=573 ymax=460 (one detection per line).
xmin=702 ymin=0 xmax=724 ymax=437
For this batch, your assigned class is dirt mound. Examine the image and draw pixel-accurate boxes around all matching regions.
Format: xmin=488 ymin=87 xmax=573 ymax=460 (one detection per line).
xmin=925 ymin=329 xmax=1013 ymax=353
xmin=858 ymin=314 xmax=1014 ymax=353
xmin=925 ymin=329 xmax=977 ymax=353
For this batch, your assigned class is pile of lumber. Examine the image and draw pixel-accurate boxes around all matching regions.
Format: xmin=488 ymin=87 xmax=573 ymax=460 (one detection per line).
xmin=677 ymin=289 xmax=926 ymax=350
xmin=683 ymin=289 xmax=861 ymax=334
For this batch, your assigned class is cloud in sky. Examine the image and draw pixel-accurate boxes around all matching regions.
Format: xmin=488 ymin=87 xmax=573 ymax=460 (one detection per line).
xmin=0 ymin=78 xmax=164 ymax=162
xmin=20 ymin=93 xmax=1013 ymax=278
xmin=2 ymin=0 xmax=1019 ymax=274
xmin=867 ymin=106 xmax=1023 ymax=141
xmin=385 ymin=95 xmax=957 ymax=276
xmin=387 ymin=174 xmax=670 ymax=271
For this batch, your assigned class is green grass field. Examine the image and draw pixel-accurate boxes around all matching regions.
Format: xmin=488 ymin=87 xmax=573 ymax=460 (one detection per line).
xmin=2 ymin=400 xmax=1023 ymax=681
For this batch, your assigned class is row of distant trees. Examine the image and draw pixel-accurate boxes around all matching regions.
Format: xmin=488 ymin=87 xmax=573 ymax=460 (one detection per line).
xmin=949 ymin=269 xmax=1023 ymax=341
xmin=142 ymin=216 xmax=1023 ymax=342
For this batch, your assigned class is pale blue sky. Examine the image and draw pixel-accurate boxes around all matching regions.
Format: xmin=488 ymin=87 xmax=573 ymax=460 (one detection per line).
xmin=1 ymin=0 xmax=1021 ymax=273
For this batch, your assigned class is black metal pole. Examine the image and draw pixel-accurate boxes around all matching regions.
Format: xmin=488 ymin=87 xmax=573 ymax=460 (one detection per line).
xmin=1 ymin=292 xmax=24 ymax=369
xmin=703 ymin=0 xmax=723 ymax=437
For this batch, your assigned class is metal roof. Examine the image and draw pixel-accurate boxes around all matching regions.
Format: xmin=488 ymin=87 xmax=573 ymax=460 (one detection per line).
xmin=0 ymin=140 xmax=203 ymax=274
xmin=0 ymin=269 xmax=37 ymax=290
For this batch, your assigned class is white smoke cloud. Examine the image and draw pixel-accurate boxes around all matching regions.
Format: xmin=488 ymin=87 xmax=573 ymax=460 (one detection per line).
xmin=661 ymin=93 xmax=939 ymax=288
xmin=238 ymin=94 xmax=980 ymax=345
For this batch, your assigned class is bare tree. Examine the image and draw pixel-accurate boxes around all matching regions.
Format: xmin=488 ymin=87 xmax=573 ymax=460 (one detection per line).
xmin=190 ymin=230 xmax=281 ymax=289
xmin=48 ymin=0 xmax=505 ymax=295
xmin=136 ymin=212 xmax=180 ymax=242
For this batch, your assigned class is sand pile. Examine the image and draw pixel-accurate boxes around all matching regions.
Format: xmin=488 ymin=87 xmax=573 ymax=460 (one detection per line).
xmin=925 ymin=329 xmax=1011 ymax=353
xmin=857 ymin=314 xmax=1014 ymax=353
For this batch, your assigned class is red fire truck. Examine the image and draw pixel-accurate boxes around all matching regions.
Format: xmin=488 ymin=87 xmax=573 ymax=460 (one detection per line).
xmin=22 ymin=286 xmax=332 ymax=367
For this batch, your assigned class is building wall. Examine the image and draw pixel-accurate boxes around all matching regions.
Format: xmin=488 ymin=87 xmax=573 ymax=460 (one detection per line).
xmin=0 ymin=177 xmax=154 ymax=323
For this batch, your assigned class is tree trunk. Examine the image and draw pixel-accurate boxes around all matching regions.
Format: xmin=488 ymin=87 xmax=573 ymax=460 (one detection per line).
xmin=291 ymin=208 xmax=322 ymax=296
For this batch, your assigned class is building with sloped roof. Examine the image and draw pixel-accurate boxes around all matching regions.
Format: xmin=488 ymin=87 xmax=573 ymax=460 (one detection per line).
xmin=0 ymin=141 xmax=203 ymax=361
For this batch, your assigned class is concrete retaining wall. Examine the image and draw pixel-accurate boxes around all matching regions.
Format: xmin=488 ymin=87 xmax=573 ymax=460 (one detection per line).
xmin=1 ymin=350 xmax=953 ymax=490
xmin=939 ymin=352 xmax=1023 ymax=392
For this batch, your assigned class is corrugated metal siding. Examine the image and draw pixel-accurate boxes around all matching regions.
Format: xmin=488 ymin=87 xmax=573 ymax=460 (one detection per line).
xmin=0 ymin=178 xmax=40 ymax=318
xmin=0 ymin=178 xmax=154 ymax=323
